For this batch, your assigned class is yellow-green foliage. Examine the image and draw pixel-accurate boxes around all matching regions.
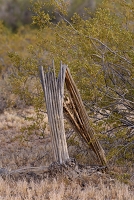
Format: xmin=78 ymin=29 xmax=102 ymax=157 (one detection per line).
xmin=0 ymin=23 xmax=38 ymax=76
xmin=8 ymin=0 xmax=134 ymax=165
xmin=0 ymin=22 xmax=11 ymax=75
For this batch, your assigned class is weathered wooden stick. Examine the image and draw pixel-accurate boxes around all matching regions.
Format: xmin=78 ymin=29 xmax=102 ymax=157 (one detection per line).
xmin=57 ymin=63 xmax=69 ymax=159
xmin=0 ymin=166 xmax=49 ymax=175
xmin=64 ymin=67 xmax=107 ymax=166
xmin=40 ymin=66 xmax=58 ymax=161
xmin=39 ymin=64 xmax=69 ymax=164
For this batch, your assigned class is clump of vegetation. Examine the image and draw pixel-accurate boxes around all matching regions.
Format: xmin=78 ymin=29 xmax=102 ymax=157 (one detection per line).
xmin=68 ymin=0 xmax=97 ymax=18
xmin=0 ymin=0 xmax=100 ymax=31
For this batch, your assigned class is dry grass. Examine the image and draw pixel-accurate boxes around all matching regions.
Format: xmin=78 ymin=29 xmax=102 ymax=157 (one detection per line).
xmin=0 ymin=177 xmax=133 ymax=200
xmin=0 ymin=107 xmax=52 ymax=169
xmin=0 ymin=108 xmax=133 ymax=199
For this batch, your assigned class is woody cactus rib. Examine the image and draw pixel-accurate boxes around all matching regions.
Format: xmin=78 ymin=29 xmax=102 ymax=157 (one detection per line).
xmin=64 ymin=67 xmax=107 ymax=166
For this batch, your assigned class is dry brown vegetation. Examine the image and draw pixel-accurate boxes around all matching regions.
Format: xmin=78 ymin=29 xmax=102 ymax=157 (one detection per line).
xmin=0 ymin=107 xmax=52 ymax=169
xmin=0 ymin=176 xmax=133 ymax=200
xmin=0 ymin=108 xmax=133 ymax=199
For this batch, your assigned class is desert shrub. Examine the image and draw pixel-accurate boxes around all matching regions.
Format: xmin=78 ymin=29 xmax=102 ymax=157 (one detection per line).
xmin=0 ymin=22 xmax=39 ymax=110
xmin=9 ymin=0 xmax=134 ymax=166
xmin=68 ymin=0 xmax=97 ymax=18
xmin=0 ymin=0 xmax=101 ymax=31
xmin=0 ymin=96 xmax=7 ymax=113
